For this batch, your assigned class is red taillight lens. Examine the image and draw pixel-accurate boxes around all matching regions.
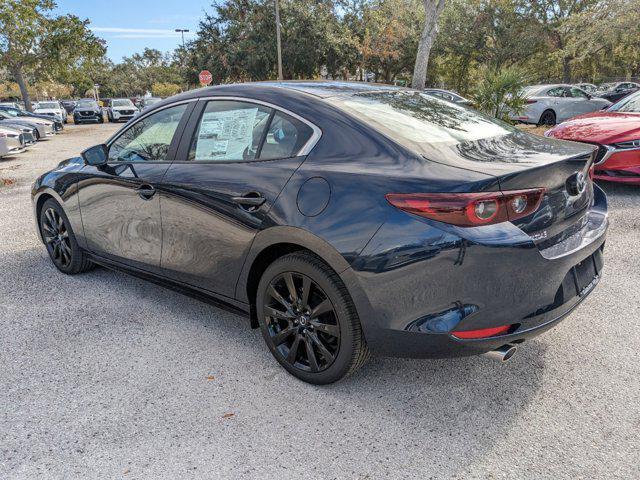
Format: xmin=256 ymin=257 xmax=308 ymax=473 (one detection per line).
xmin=386 ymin=189 xmax=545 ymax=227
xmin=526 ymin=99 xmax=537 ymax=104
xmin=452 ymin=325 xmax=512 ymax=339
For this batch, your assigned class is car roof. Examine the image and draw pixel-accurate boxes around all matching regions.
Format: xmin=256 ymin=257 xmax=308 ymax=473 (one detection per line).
xmin=172 ymin=81 xmax=408 ymax=102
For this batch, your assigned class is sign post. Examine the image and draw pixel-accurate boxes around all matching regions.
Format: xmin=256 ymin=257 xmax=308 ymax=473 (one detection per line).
xmin=199 ymin=70 xmax=213 ymax=86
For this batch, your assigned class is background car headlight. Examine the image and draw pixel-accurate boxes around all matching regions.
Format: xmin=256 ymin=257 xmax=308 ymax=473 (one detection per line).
xmin=612 ymin=139 xmax=640 ymax=150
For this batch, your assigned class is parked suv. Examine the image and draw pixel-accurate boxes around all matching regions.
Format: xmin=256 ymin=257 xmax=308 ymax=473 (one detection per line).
xmin=73 ymin=99 xmax=104 ymax=124
xmin=106 ymin=98 xmax=139 ymax=123
xmin=34 ymin=101 xmax=67 ymax=124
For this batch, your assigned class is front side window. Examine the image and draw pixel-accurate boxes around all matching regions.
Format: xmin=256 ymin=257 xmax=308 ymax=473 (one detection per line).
xmin=188 ymin=100 xmax=313 ymax=161
xmin=108 ymin=103 xmax=187 ymax=162
xmin=570 ymin=87 xmax=589 ymax=98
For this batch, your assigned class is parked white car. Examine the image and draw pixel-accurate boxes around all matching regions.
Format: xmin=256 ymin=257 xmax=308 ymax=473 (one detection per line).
xmin=106 ymin=98 xmax=139 ymax=123
xmin=510 ymin=84 xmax=612 ymax=125
xmin=34 ymin=101 xmax=67 ymax=124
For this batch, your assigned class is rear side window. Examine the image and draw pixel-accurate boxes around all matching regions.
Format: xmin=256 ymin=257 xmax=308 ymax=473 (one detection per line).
xmin=546 ymin=87 xmax=567 ymax=97
xmin=188 ymin=100 xmax=314 ymax=162
xmin=189 ymin=101 xmax=271 ymax=161
xmin=259 ymin=112 xmax=313 ymax=160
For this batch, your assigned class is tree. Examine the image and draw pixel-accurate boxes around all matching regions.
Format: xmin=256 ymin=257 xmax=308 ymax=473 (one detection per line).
xmin=473 ymin=66 xmax=527 ymax=119
xmin=152 ymin=82 xmax=182 ymax=98
xmin=361 ymin=0 xmax=422 ymax=83
xmin=524 ymin=0 xmax=599 ymax=82
xmin=411 ymin=0 xmax=446 ymax=89
xmin=0 ymin=0 xmax=105 ymax=110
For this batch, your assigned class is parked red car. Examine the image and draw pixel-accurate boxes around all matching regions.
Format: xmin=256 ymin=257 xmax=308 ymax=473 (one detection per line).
xmin=546 ymin=91 xmax=640 ymax=184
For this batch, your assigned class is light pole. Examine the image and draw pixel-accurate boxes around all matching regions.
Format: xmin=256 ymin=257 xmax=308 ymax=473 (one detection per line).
xmin=274 ymin=0 xmax=283 ymax=80
xmin=175 ymin=28 xmax=189 ymax=49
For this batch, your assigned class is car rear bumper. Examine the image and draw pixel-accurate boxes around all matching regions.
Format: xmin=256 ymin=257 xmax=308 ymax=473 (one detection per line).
xmin=347 ymin=185 xmax=608 ymax=358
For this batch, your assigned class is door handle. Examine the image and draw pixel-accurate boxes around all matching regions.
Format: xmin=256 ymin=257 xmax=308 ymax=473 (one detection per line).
xmin=231 ymin=192 xmax=266 ymax=210
xmin=136 ymin=183 xmax=156 ymax=200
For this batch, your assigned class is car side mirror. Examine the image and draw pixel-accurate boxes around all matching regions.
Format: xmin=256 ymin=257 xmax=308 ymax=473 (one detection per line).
xmin=82 ymin=144 xmax=108 ymax=166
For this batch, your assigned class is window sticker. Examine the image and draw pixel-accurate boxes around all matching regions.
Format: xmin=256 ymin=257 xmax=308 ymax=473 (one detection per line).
xmin=195 ymin=108 xmax=258 ymax=160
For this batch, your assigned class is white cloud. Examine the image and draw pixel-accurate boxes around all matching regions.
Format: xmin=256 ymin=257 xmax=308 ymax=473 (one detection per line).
xmin=91 ymin=27 xmax=195 ymax=39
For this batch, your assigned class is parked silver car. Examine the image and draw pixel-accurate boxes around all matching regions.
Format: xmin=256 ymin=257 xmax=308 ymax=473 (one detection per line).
xmin=511 ymin=84 xmax=612 ymax=125
xmin=0 ymin=127 xmax=28 ymax=157
xmin=0 ymin=110 xmax=55 ymax=139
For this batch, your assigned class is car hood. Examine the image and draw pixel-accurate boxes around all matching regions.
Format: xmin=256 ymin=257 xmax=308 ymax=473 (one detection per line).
xmin=1 ymin=119 xmax=42 ymax=128
xmin=546 ymin=111 xmax=640 ymax=144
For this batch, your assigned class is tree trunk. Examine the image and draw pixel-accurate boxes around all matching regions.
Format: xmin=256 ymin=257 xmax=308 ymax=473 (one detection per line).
xmin=562 ymin=56 xmax=572 ymax=83
xmin=12 ymin=66 xmax=32 ymax=111
xmin=411 ymin=0 xmax=446 ymax=90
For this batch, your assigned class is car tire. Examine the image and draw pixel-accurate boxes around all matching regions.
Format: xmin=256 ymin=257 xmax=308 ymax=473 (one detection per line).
xmin=98 ymin=115 xmax=104 ymax=124
xmin=39 ymin=198 xmax=94 ymax=275
xmin=538 ymin=110 xmax=556 ymax=126
xmin=33 ymin=129 xmax=40 ymax=140
xmin=256 ymin=251 xmax=370 ymax=384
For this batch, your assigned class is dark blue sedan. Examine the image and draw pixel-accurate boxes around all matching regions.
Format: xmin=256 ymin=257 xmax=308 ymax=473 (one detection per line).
xmin=31 ymin=82 xmax=608 ymax=383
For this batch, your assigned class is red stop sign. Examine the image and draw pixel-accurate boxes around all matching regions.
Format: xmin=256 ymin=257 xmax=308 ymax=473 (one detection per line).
xmin=199 ymin=70 xmax=213 ymax=85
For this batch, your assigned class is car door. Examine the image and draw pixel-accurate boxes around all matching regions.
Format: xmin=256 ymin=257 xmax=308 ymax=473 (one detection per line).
xmin=568 ymin=87 xmax=595 ymax=116
xmin=77 ymin=102 xmax=193 ymax=273
xmin=159 ymin=98 xmax=318 ymax=298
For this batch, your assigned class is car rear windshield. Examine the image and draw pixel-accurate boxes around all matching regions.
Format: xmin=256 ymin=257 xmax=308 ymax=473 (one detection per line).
xmin=113 ymin=99 xmax=134 ymax=107
xmin=609 ymin=92 xmax=640 ymax=113
xmin=326 ymin=91 xmax=516 ymax=152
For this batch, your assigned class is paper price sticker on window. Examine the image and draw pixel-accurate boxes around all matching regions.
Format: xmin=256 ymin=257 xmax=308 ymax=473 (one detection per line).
xmin=195 ymin=108 xmax=258 ymax=161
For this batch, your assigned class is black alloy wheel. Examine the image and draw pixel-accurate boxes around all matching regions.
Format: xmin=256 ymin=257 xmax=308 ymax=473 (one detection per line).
xmin=257 ymin=252 xmax=369 ymax=384
xmin=264 ymin=271 xmax=341 ymax=373
xmin=42 ymin=207 xmax=73 ymax=270
xmin=39 ymin=199 xmax=94 ymax=275
xmin=539 ymin=110 xmax=556 ymax=126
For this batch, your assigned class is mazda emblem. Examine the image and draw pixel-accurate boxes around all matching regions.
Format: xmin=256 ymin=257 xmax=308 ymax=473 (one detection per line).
xmin=566 ymin=172 xmax=587 ymax=196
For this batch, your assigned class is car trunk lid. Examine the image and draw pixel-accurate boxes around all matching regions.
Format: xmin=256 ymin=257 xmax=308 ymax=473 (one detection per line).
xmin=423 ymin=131 xmax=597 ymax=243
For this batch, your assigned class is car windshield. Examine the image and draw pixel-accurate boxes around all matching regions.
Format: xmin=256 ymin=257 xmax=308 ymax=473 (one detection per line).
xmin=608 ymin=92 xmax=640 ymax=113
xmin=144 ymin=98 xmax=161 ymax=105
xmin=77 ymin=101 xmax=98 ymax=108
xmin=599 ymin=83 xmax=615 ymax=91
xmin=38 ymin=102 xmax=59 ymax=109
xmin=327 ymin=91 xmax=516 ymax=153
xmin=113 ymin=99 xmax=134 ymax=107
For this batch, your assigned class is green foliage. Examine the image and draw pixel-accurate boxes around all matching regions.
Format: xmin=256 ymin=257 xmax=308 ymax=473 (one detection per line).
xmin=473 ymin=67 xmax=527 ymax=120
xmin=0 ymin=0 xmax=105 ymax=108
xmin=152 ymin=82 xmax=182 ymax=98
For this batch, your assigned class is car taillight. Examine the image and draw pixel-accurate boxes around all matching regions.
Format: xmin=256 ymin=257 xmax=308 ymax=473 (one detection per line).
xmin=385 ymin=189 xmax=545 ymax=227
xmin=452 ymin=324 xmax=513 ymax=339
xmin=526 ymin=99 xmax=537 ymax=104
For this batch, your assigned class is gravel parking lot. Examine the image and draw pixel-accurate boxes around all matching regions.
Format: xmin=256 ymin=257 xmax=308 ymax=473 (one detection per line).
xmin=1 ymin=124 xmax=639 ymax=479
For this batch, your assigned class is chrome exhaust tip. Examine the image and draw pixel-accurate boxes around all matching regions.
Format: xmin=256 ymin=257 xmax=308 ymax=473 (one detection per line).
xmin=483 ymin=344 xmax=517 ymax=362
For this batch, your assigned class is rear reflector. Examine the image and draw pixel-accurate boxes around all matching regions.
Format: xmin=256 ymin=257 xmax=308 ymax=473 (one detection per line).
xmin=385 ymin=189 xmax=545 ymax=227
xmin=452 ymin=325 xmax=512 ymax=339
